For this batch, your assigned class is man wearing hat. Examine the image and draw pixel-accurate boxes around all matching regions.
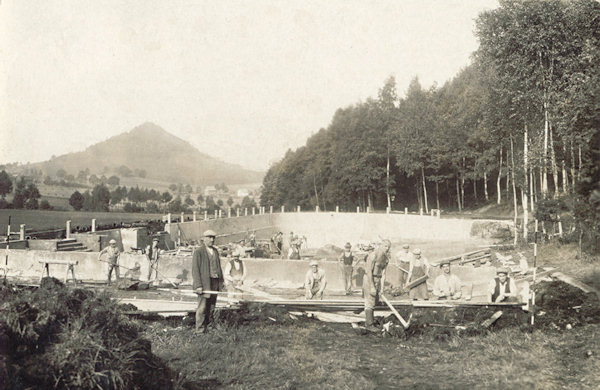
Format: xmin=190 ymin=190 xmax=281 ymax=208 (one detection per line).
xmin=338 ymin=242 xmax=354 ymax=295
xmin=146 ymin=237 xmax=160 ymax=281
xmin=394 ymin=244 xmax=413 ymax=286
xmin=223 ymin=249 xmax=247 ymax=305
xmin=405 ymin=248 xmax=430 ymax=300
xmin=363 ymin=239 xmax=391 ymax=331
xmin=192 ymin=230 xmax=224 ymax=332
xmin=488 ymin=267 xmax=518 ymax=303
xmin=98 ymin=239 xmax=121 ymax=285
xmin=433 ymin=260 xmax=462 ymax=300
xmin=305 ymin=260 xmax=327 ymax=299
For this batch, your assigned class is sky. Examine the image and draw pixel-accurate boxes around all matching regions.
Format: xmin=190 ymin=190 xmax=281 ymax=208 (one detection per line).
xmin=0 ymin=0 xmax=498 ymax=171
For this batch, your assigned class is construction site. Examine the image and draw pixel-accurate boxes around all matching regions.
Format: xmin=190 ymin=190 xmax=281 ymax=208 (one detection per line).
xmin=1 ymin=208 xmax=599 ymax=389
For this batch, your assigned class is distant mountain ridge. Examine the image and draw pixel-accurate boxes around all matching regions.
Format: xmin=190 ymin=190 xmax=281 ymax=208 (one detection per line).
xmin=29 ymin=122 xmax=264 ymax=185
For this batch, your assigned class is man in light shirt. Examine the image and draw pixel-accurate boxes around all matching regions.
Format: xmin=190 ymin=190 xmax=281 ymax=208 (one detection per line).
xmin=305 ymin=260 xmax=327 ymax=299
xmin=432 ymin=260 xmax=462 ymax=300
xmin=488 ymin=267 xmax=518 ymax=303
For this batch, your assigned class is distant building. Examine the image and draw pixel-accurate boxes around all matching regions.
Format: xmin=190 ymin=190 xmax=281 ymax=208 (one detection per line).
xmin=204 ymin=186 xmax=217 ymax=196
xmin=237 ymin=189 xmax=249 ymax=197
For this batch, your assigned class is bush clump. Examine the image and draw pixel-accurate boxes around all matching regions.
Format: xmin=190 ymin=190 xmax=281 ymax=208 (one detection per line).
xmin=0 ymin=278 xmax=174 ymax=389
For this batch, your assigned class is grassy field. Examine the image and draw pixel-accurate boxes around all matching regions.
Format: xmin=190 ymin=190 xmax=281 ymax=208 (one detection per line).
xmin=0 ymin=209 xmax=164 ymax=235
xmin=147 ymin=320 xmax=599 ymax=389
xmin=141 ymin=242 xmax=600 ymax=389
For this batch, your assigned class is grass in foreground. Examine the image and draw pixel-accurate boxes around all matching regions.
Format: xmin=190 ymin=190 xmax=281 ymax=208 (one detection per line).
xmin=147 ymin=320 xmax=600 ymax=390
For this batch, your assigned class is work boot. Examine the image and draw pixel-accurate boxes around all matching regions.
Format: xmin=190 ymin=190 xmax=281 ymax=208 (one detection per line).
xmin=365 ymin=309 xmax=379 ymax=332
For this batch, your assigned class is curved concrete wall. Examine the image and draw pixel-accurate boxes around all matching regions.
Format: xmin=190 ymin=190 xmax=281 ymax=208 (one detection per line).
xmin=169 ymin=212 xmax=506 ymax=248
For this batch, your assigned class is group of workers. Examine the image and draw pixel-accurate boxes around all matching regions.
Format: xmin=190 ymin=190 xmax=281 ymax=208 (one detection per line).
xmin=99 ymin=230 xmax=520 ymax=333
xmin=97 ymin=236 xmax=161 ymax=285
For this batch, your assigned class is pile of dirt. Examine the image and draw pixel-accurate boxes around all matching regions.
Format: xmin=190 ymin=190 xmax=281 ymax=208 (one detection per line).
xmin=212 ymin=302 xmax=313 ymax=327
xmin=313 ymin=244 xmax=343 ymax=260
xmin=0 ymin=278 xmax=175 ymax=389
xmin=373 ymin=305 xmax=527 ymax=340
xmin=534 ymin=280 xmax=600 ymax=329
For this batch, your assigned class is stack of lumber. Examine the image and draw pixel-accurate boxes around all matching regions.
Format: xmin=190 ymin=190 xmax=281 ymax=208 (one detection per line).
xmin=431 ymin=248 xmax=492 ymax=266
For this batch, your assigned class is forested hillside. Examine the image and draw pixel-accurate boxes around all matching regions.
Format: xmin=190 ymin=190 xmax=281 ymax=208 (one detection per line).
xmin=260 ymin=0 xmax=599 ymax=250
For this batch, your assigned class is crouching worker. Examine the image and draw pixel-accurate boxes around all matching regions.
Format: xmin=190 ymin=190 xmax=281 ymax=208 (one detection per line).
xmin=488 ymin=267 xmax=518 ymax=303
xmin=305 ymin=260 xmax=327 ymax=300
xmin=364 ymin=240 xmax=391 ymax=332
xmin=192 ymin=230 xmax=224 ymax=332
xmin=433 ymin=260 xmax=462 ymax=300
xmin=224 ymin=249 xmax=247 ymax=305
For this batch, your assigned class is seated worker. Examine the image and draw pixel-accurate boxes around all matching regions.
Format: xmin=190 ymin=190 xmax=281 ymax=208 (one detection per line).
xmin=432 ymin=260 xmax=462 ymax=300
xmin=223 ymin=249 xmax=247 ymax=305
xmin=123 ymin=262 xmax=142 ymax=280
xmin=305 ymin=260 xmax=327 ymax=300
xmin=488 ymin=267 xmax=518 ymax=303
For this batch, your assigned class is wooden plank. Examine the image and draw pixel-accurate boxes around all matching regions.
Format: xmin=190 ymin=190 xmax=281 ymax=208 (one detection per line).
xmin=481 ymin=311 xmax=503 ymax=327
xmin=406 ymin=275 xmax=428 ymax=289
xmin=381 ymin=294 xmax=410 ymax=328
xmin=38 ymin=259 xmax=78 ymax=265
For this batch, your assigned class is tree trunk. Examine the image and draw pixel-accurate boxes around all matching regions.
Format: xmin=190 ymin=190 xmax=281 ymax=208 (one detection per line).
xmin=367 ymin=190 xmax=373 ymax=210
xmin=542 ymin=98 xmax=549 ymax=196
xmin=461 ymin=158 xmax=466 ymax=209
xmin=456 ymin=177 xmax=462 ymax=212
xmin=523 ymin=125 xmax=529 ymax=241
xmin=421 ymin=167 xmax=429 ymax=214
xmin=506 ymin=149 xmax=511 ymax=199
xmin=313 ymin=175 xmax=320 ymax=210
xmin=578 ymin=145 xmax=582 ymax=182
xmin=416 ymin=185 xmax=423 ymax=212
xmin=539 ymin=168 xmax=544 ymax=199
xmin=473 ymin=177 xmax=478 ymax=202
xmin=386 ymin=150 xmax=391 ymax=210
xmin=570 ymin=140 xmax=576 ymax=192
xmin=510 ymin=136 xmax=518 ymax=246
xmin=530 ymin=170 xmax=536 ymax=213
xmin=549 ymin=125 xmax=559 ymax=198
xmin=562 ymin=142 xmax=569 ymax=194
xmin=436 ymin=181 xmax=440 ymax=210
xmin=484 ymin=171 xmax=489 ymax=202
xmin=497 ymin=145 xmax=503 ymax=205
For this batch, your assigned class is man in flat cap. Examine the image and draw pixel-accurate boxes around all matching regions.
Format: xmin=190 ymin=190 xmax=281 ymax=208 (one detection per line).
xmin=192 ymin=229 xmax=224 ymax=332
xmin=305 ymin=260 xmax=327 ymax=299
xmin=363 ymin=239 xmax=391 ymax=331
xmin=488 ymin=267 xmax=518 ymax=303
xmin=146 ymin=237 xmax=160 ymax=282
xmin=99 ymin=238 xmax=121 ymax=285
xmin=433 ymin=260 xmax=462 ymax=300
xmin=338 ymin=242 xmax=354 ymax=295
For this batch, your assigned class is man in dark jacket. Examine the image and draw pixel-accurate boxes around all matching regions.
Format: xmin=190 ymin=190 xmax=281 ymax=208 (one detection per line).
xmin=192 ymin=229 xmax=224 ymax=332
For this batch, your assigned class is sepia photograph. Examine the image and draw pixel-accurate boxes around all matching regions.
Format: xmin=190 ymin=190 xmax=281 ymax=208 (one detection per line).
xmin=0 ymin=0 xmax=599 ymax=388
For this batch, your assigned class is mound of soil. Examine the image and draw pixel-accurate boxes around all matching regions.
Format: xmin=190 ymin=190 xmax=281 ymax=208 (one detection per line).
xmin=0 ymin=278 xmax=175 ymax=389
xmin=213 ymin=302 xmax=313 ymax=327
xmin=535 ymin=280 xmax=600 ymax=329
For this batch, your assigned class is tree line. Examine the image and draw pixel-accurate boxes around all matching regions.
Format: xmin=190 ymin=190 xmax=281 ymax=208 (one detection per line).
xmin=260 ymin=0 xmax=599 ymax=250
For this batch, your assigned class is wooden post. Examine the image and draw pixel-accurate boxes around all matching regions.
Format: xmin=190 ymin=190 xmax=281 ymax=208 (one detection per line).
xmin=91 ymin=219 xmax=96 ymax=232
xmin=193 ymin=211 xmax=197 ymax=221
xmin=316 ymin=206 xmax=319 ymax=213
xmin=336 ymin=205 xmax=339 ymax=213
xmin=167 ymin=213 xmax=172 ymax=224
xmin=245 ymin=208 xmax=248 ymax=216
xmin=66 ymin=220 xmax=71 ymax=239
xmin=404 ymin=207 xmax=408 ymax=215
xmin=356 ymin=206 xmax=360 ymax=213
xmin=227 ymin=208 xmax=231 ymax=218
xmin=297 ymin=205 xmax=301 ymax=213
xmin=269 ymin=205 xmax=273 ymax=214
xmin=204 ymin=211 xmax=208 ymax=221
xmin=281 ymin=205 xmax=285 ymax=213
xmin=180 ymin=212 xmax=184 ymax=223
xmin=19 ymin=224 xmax=25 ymax=241
xmin=436 ymin=209 xmax=441 ymax=218
xmin=219 ymin=209 xmax=222 ymax=218
xmin=214 ymin=210 xmax=218 ymax=219
xmin=237 ymin=208 xmax=240 ymax=217
xmin=386 ymin=207 xmax=390 ymax=214
xmin=431 ymin=209 xmax=435 ymax=217
xmin=252 ymin=207 xmax=255 ymax=215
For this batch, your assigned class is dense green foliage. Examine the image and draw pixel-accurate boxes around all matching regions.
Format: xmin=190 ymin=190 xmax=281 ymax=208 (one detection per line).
xmin=260 ymin=0 xmax=599 ymax=249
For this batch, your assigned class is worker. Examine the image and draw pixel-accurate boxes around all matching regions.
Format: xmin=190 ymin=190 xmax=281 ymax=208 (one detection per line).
xmin=363 ymin=239 xmax=391 ymax=331
xmin=224 ymin=249 xmax=247 ymax=305
xmin=394 ymin=244 xmax=413 ymax=286
xmin=146 ymin=237 xmax=160 ymax=281
xmin=488 ymin=267 xmax=518 ymax=303
xmin=124 ymin=262 xmax=141 ymax=280
xmin=289 ymin=234 xmax=301 ymax=259
xmin=305 ymin=260 xmax=327 ymax=300
xmin=271 ymin=231 xmax=283 ymax=254
xmin=339 ymin=242 xmax=355 ymax=295
xmin=432 ymin=260 xmax=462 ymax=300
xmin=405 ymin=248 xmax=430 ymax=300
xmin=192 ymin=230 xmax=224 ymax=332
xmin=99 ymin=239 xmax=121 ymax=285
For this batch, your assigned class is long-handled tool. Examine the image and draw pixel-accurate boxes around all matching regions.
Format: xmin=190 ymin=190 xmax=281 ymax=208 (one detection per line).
xmin=148 ymin=261 xmax=179 ymax=289
xmin=381 ymin=294 xmax=411 ymax=329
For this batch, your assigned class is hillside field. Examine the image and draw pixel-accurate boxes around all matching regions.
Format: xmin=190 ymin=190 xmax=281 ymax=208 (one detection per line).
xmin=0 ymin=209 xmax=164 ymax=235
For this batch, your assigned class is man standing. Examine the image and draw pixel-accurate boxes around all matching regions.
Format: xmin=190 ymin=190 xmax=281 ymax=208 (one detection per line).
xmin=432 ymin=260 xmax=462 ymax=300
xmin=364 ymin=239 xmax=391 ymax=331
xmin=305 ymin=260 xmax=327 ymax=299
xmin=146 ymin=237 xmax=160 ymax=281
xmin=338 ymin=242 xmax=354 ymax=295
xmin=192 ymin=230 xmax=224 ymax=332
xmin=488 ymin=267 xmax=518 ymax=303
xmin=395 ymin=244 xmax=412 ymax=287
xmin=99 ymin=239 xmax=121 ymax=285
